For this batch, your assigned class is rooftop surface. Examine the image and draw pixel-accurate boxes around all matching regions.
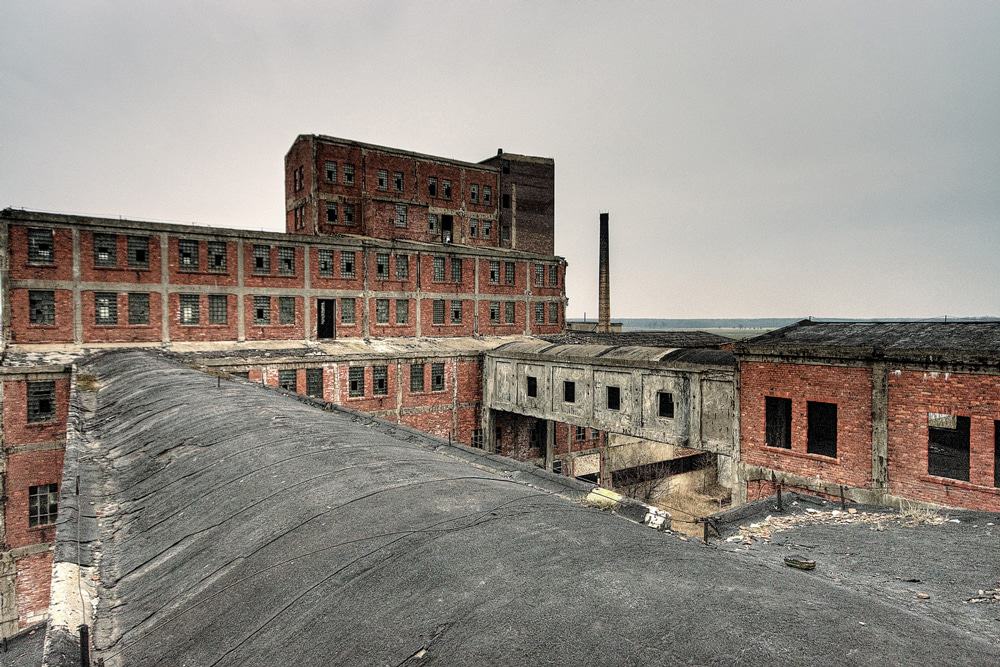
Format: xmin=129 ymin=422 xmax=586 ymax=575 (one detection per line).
xmin=0 ymin=623 xmax=44 ymax=667
xmin=489 ymin=339 xmax=736 ymax=369
xmin=540 ymin=329 xmax=734 ymax=348
xmin=54 ymin=350 xmax=1000 ymax=665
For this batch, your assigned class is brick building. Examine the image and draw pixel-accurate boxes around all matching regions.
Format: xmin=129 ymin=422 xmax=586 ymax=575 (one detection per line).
xmin=738 ymin=320 xmax=1000 ymax=511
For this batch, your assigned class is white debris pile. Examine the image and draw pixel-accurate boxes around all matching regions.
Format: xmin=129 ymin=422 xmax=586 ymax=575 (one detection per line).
xmin=964 ymin=585 xmax=1000 ymax=604
xmin=726 ymin=507 xmax=946 ymax=545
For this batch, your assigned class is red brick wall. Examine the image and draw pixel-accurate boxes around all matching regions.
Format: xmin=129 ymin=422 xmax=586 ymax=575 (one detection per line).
xmin=242 ymin=295 xmax=303 ymax=341
xmin=166 ymin=238 xmax=238 ymax=287
xmin=477 ymin=300 xmax=526 ymax=336
xmin=477 ymin=257 xmax=525 ymax=297
xmin=309 ymin=246 xmax=365 ymax=291
xmin=286 ymin=136 xmax=317 ymax=234
xmin=243 ymin=244 xmax=305 ymax=289
xmin=81 ymin=290 xmax=162 ymax=343
xmin=887 ymin=369 xmax=1000 ymax=510
xmin=420 ymin=298 xmax=475 ymax=336
xmin=5 ymin=449 xmax=64 ymax=548
xmin=15 ymin=551 xmax=53 ymax=628
xmin=366 ymin=249 xmax=419 ymax=292
xmin=8 ymin=288 xmax=74 ymax=343
xmin=7 ymin=225 xmax=73 ymax=282
xmin=79 ymin=230 xmax=161 ymax=284
xmin=740 ymin=361 xmax=873 ymax=488
xmin=2 ymin=377 xmax=70 ymax=446
xmin=367 ymin=298 xmax=416 ymax=338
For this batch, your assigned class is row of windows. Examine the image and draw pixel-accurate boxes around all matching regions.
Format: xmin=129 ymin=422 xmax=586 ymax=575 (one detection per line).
xmin=524 ymin=377 xmax=673 ymax=418
xmin=27 ymin=228 xmax=153 ymax=269
xmin=764 ymin=397 xmax=838 ymax=459
xmin=374 ymin=298 xmax=410 ymax=325
xmin=323 ymin=161 xmax=355 ymax=186
xmin=431 ymin=299 xmax=465 ymax=325
xmin=432 ymin=256 xmax=465 ymax=283
xmin=320 ymin=161 xmax=493 ymax=205
xmin=534 ymin=263 xmax=560 ymax=287
xmin=178 ymin=238 xmax=228 ymax=272
xmin=346 ymin=362 xmax=446 ymax=397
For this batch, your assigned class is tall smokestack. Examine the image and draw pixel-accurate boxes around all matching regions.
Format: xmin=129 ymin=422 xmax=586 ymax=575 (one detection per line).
xmin=598 ymin=212 xmax=610 ymax=333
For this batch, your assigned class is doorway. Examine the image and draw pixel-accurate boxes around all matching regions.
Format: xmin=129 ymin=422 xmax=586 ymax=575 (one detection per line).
xmin=317 ymin=299 xmax=336 ymax=339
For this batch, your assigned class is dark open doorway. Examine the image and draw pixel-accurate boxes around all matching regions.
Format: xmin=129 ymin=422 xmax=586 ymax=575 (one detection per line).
xmin=441 ymin=215 xmax=454 ymax=243
xmin=317 ymin=299 xmax=336 ymax=339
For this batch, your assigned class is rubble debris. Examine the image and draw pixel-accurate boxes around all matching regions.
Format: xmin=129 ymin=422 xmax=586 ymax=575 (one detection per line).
xmin=726 ymin=509 xmax=946 ymax=545
xmin=916 ymin=592 xmax=931 ymax=600
xmin=964 ymin=585 xmax=1000 ymax=604
xmin=784 ymin=555 xmax=816 ymax=570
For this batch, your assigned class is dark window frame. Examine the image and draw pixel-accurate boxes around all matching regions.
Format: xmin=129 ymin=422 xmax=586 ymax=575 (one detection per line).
xmin=27 ymin=380 xmax=56 ymax=423
xmin=806 ymin=401 xmax=838 ymax=458
xmin=658 ymin=392 xmax=675 ymax=419
xmin=27 ymin=228 xmax=55 ymax=265
xmin=606 ymin=385 xmax=621 ymax=411
xmin=563 ymin=380 xmax=576 ymax=404
xmin=29 ymin=483 xmax=59 ymax=527
xmin=765 ymin=396 xmax=792 ymax=449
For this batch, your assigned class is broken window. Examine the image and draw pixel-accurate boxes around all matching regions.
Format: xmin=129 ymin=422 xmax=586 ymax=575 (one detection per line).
xmin=505 ymin=301 xmax=515 ymax=324
xmin=504 ymin=261 xmax=516 ymax=285
xmin=433 ymin=257 xmax=446 ymax=282
xmin=501 ymin=224 xmax=511 ymax=243
xmin=94 ymin=292 xmax=118 ymax=325
xmin=548 ymin=265 xmax=558 ymax=286
xmin=325 ymin=161 xmax=337 ymax=182
xmin=807 ymin=402 xmax=838 ymax=458
xmin=470 ymin=184 xmax=479 ymax=203
xmin=179 ymin=239 xmax=199 ymax=270
xmin=927 ymin=413 xmax=970 ymax=481
xmin=207 ymin=241 xmax=227 ymax=272
xmin=393 ymin=172 xmax=404 ymax=192
xmin=376 ymin=298 xmax=389 ymax=324
xmin=253 ymin=296 xmax=271 ymax=325
xmin=549 ymin=302 xmax=559 ymax=324
xmin=410 ymin=363 xmax=425 ymax=392
xmin=373 ymin=366 xmax=388 ymax=395
xmin=344 ymin=204 xmax=355 ymax=225
xmin=395 ymin=254 xmax=409 ymax=279
xmin=658 ymin=392 xmax=674 ymax=418
xmin=376 ymin=253 xmax=389 ymax=279
xmin=93 ymin=233 xmax=117 ymax=267
xmin=326 ymin=203 xmax=338 ymax=223
xmin=293 ymin=205 xmax=305 ymax=230
xmin=576 ymin=426 xmax=587 ymax=442
xmin=128 ymin=293 xmax=150 ymax=325
xmin=208 ymin=294 xmax=228 ymax=324
xmin=428 ymin=177 xmax=438 ymax=197
xmin=395 ymin=299 xmax=408 ymax=324
xmin=318 ymin=249 xmax=334 ymax=277
xmin=27 ymin=228 xmax=54 ymax=264
xmin=341 ymin=298 xmax=356 ymax=324
xmin=377 ymin=169 xmax=388 ymax=191
xmin=279 ymin=296 xmax=296 ymax=324
xmin=483 ymin=186 xmax=492 ymax=204
xmin=501 ymin=160 xmax=510 ymax=174
xmin=450 ymin=300 xmax=463 ymax=324
xmin=292 ymin=165 xmax=304 ymax=191
xmin=431 ymin=363 xmax=445 ymax=391
xmin=306 ymin=368 xmax=324 ymax=399
xmin=27 ymin=380 xmax=55 ymax=423
xmin=341 ymin=251 xmax=356 ymax=278
xmin=606 ymin=386 xmax=621 ymax=411
xmin=489 ymin=260 xmax=500 ymax=284
xmin=534 ymin=303 xmax=544 ymax=324
xmin=442 ymin=180 xmax=452 ymax=198
xmin=179 ymin=294 xmax=200 ymax=325
xmin=277 ymin=247 xmax=295 ymax=275
xmin=482 ymin=220 xmax=492 ymax=239
xmin=765 ymin=396 xmax=792 ymax=449
xmin=451 ymin=257 xmax=462 ymax=283
xmin=278 ymin=369 xmax=297 ymax=391
xmin=489 ymin=301 xmax=500 ymax=324
xmin=469 ymin=219 xmax=478 ymax=238
xmin=502 ymin=193 xmax=511 ymax=209
xmin=343 ymin=164 xmax=355 ymax=185
xmin=253 ymin=245 xmax=270 ymax=274
xmin=564 ymin=380 xmax=576 ymax=403
xmin=472 ymin=428 xmax=484 ymax=449
xmin=428 ymin=214 xmax=438 ymax=232
xmin=527 ymin=376 xmax=538 ymax=398
xmin=29 ymin=290 xmax=55 ymax=325
xmin=534 ymin=264 xmax=544 ymax=286
xmin=348 ymin=366 xmax=364 ymax=397
xmin=28 ymin=483 xmax=59 ymax=527
xmin=128 ymin=236 xmax=149 ymax=268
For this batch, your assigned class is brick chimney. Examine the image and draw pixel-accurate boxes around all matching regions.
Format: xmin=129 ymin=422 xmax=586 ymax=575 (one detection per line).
xmin=598 ymin=212 xmax=610 ymax=333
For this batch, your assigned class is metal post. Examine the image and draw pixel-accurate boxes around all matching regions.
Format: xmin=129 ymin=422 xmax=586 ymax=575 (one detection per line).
xmin=777 ymin=482 xmax=783 ymax=512
xmin=79 ymin=624 xmax=90 ymax=667
xmin=840 ymin=485 xmax=846 ymax=511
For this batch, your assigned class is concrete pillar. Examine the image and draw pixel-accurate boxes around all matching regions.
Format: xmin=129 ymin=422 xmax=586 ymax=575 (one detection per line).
xmin=871 ymin=362 xmax=889 ymax=493
xmin=544 ymin=419 xmax=555 ymax=471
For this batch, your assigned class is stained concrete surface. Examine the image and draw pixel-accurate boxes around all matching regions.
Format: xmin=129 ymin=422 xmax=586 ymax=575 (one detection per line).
xmin=61 ymin=350 xmax=1000 ymax=666
xmin=0 ymin=623 xmax=44 ymax=667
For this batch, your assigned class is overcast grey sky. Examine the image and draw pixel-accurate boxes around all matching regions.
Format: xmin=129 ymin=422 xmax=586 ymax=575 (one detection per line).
xmin=2 ymin=2 xmax=998 ymax=318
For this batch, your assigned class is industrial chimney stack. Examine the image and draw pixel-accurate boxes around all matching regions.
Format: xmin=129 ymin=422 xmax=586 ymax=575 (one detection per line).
xmin=598 ymin=212 xmax=610 ymax=333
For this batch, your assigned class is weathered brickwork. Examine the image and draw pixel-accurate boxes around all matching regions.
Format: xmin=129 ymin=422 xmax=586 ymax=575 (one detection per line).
xmin=82 ymin=290 xmax=163 ymax=343
xmin=2 ymin=377 xmax=70 ymax=446
xmin=5 ymin=449 xmax=64 ymax=549
xmin=14 ymin=551 xmax=52 ymax=628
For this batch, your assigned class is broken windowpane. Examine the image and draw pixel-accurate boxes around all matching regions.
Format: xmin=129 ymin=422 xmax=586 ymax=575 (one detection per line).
xmin=373 ymin=366 xmax=388 ymax=395
xmin=393 ymin=172 xmax=403 ymax=192
xmin=489 ymin=260 xmax=500 ymax=284
xmin=432 ymin=299 xmax=445 ymax=325
xmin=277 ymin=247 xmax=295 ymax=275
xmin=470 ymin=184 xmax=479 ymax=203
xmin=483 ymin=186 xmax=492 ymax=204
xmin=433 ymin=257 xmax=446 ymax=282
xmin=928 ymin=413 xmax=970 ymax=481
xmin=504 ymin=301 xmax=515 ymax=324
xmin=394 ymin=204 xmax=407 ymax=227
xmin=376 ymin=298 xmax=389 ymax=324
xmin=348 ymin=366 xmax=364 ymax=397
xmin=179 ymin=239 xmax=199 ymax=270
xmin=253 ymin=245 xmax=270 ymax=274
xmin=94 ymin=292 xmax=118 ymax=325
xmin=208 ymin=294 xmax=228 ymax=324
xmin=765 ymin=396 xmax=792 ymax=449
xmin=564 ymin=381 xmax=575 ymax=403
xmin=450 ymin=300 xmax=462 ymax=324
xmin=278 ymin=369 xmax=297 ymax=391
xmin=377 ymin=169 xmax=388 ymax=190
xmin=279 ymin=297 xmax=295 ymax=324
xmin=343 ymin=164 xmax=355 ymax=185
xmin=344 ymin=204 xmax=355 ymax=225
xmin=807 ymin=402 xmax=838 ymax=458
xmin=395 ymin=254 xmax=409 ymax=279
xmin=376 ymin=253 xmax=389 ymax=279
xmin=179 ymin=294 xmax=200 ymax=325
xmin=341 ymin=298 xmax=355 ymax=324
xmin=28 ymin=483 xmax=59 ymax=527
xmin=340 ymin=251 xmax=356 ymax=278
xmin=527 ymin=376 xmax=538 ymax=398
xmin=128 ymin=236 xmax=149 ymax=268
xmin=253 ymin=296 xmax=271 ymax=325
xmin=395 ymin=299 xmax=408 ymax=324
xmin=410 ymin=363 xmax=425 ymax=392
xmin=606 ymin=386 xmax=621 ymax=411
xmin=428 ymin=213 xmax=438 ymax=231
xmin=576 ymin=426 xmax=587 ymax=442
xmin=489 ymin=301 xmax=500 ymax=324
xmin=27 ymin=228 xmax=54 ymax=264
xmin=29 ymin=290 xmax=56 ymax=325
xmin=325 ymin=161 xmax=337 ymax=182
xmin=428 ymin=177 xmax=437 ymax=197
xmin=431 ymin=363 xmax=445 ymax=391
xmin=327 ymin=203 xmax=338 ymax=223
xmin=442 ymin=180 xmax=452 ymax=198
xmin=94 ymin=233 xmax=117 ymax=267
xmin=27 ymin=380 xmax=55 ymax=423
xmin=534 ymin=303 xmax=544 ymax=324
xmin=451 ymin=257 xmax=462 ymax=283
xmin=128 ymin=293 xmax=150 ymax=325
xmin=207 ymin=241 xmax=227 ymax=272
xmin=318 ymin=249 xmax=334 ymax=277
xmin=469 ymin=219 xmax=478 ymax=238
xmin=306 ymin=368 xmax=324 ymax=399
xmin=504 ymin=261 xmax=516 ymax=285
xmin=548 ymin=302 xmax=558 ymax=324
xmin=482 ymin=220 xmax=492 ymax=239
xmin=658 ymin=392 xmax=674 ymax=418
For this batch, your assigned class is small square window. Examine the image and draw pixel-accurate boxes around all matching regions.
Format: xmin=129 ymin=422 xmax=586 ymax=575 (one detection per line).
xmin=410 ymin=363 xmax=425 ymax=392
xmin=450 ymin=300 xmax=463 ymax=324
xmin=28 ymin=483 xmax=59 ymax=527
xmin=431 ymin=363 xmax=445 ymax=391
xmin=127 ymin=236 xmax=149 ymax=268
xmin=376 ymin=298 xmax=389 ymax=324
xmin=207 ymin=241 xmax=227 ymax=272
xmin=563 ymin=380 xmax=576 ymax=404
xmin=29 ymin=290 xmax=55 ymax=325
xmin=318 ymin=249 xmax=334 ymax=277
xmin=395 ymin=204 xmax=408 ymax=228
xmin=27 ymin=228 xmax=54 ymax=264
xmin=376 ymin=253 xmax=389 ymax=279
xmin=128 ymin=292 xmax=150 ymax=325
xmin=179 ymin=240 xmax=199 ymax=270
xmin=341 ymin=251 xmax=356 ymax=278
xmin=606 ymin=386 xmax=621 ymax=411
xmin=279 ymin=296 xmax=296 ymax=324
xmin=373 ymin=366 xmax=388 ymax=395
xmin=179 ymin=294 xmax=200 ymax=325
xmin=253 ymin=245 xmax=271 ymax=274
xmin=277 ymin=247 xmax=295 ymax=275
xmin=94 ymin=292 xmax=118 ymax=325
xmin=278 ymin=369 xmax=297 ymax=391
xmin=253 ymin=296 xmax=271 ymax=325
xmin=341 ymin=298 xmax=356 ymax=324
xmin=93 ymin=233 xmax=117 ymax=267
xmin=658 ymin=392 xmax=674 ymax=418
xmin=348 ymin=366 xmax=364 ymax=397
xmin=377 ymin=169 xmax=388 ymax=191
xmin=27 ymin=381 xmax=55 ymax=423
xmin=395 ymin=299 xmax=409 ymax=324
xmin=526 ymin=376 xmax=538 ymax=398
xmin=208 ymin=294 xmax=228 ymax=324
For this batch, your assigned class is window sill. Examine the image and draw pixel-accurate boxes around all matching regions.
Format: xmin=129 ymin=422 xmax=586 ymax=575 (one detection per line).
xmin=26 ymin=419 xmax=58 ymax=427
xmin=919 ymin=475 xmax=1000 ymax=494
xmin=763 ymin=445 xmax=840 ymax=464
xmin=180 ymin=323 xmax=230 ymax=328
xmin=28 ymin=524 xmax=56 ymax=533
xmin=26 ymin=324 xmax=57 ymax=328
xmin=94 ymin=324 xmax=154 ymax=329
xmin=178 ymin=269 xmax=229 ymax=276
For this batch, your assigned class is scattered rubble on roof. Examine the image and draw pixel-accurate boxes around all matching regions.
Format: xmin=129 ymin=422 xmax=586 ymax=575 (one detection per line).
xmin=726 ymin=507 xmax=947 ymax=546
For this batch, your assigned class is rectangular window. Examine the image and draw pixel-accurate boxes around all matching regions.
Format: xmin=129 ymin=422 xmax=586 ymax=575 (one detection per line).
xmin=395 ymin=254 xmax=409 ymax=279
xmin=548 ymin=302 xmax=559 ymax=324
xmin=658 ymin=392 xmax=675 ymax=418
xmin=395 ymin=298 xmax=409 ymax=324
xmin=527 ymin=376 xmax=538 ymax=398
xmin=469 ymin=219 xmax=478 ymax=238
xmin=482 ymin=220 xmax=492 ymax=239
xmin=348 ymin=366 xmax=364 ymax=397
xmin=483 ymin=186 xmax=492 ymax=204
xmin=377 ymin=169 xmax=388 ymax=190
xmin=432 ymin=299 xmax=445 ymax=325
xmin=576 ymin=426 xmax=587 ymax=442
xmin=428 ymin=213 xmax=438 ymax=232
xmin=450 ymin=300 xmax=463 ymax=324
xmin=451 ymin=257 xmax=462 ymax=283
xmin=127 ymin=236 xmax=149 ymax=268
xmin=318 ymin=249 xmax=334 ymax=277
xmin=564 ymin=380 xmax=576 ymax=403
xmin=394 ymin=203 xmax=407 ymax=227
xmin=489 ymin=301 xmax=500 ymax=324
xmin=128 ymin=292 xmax=150 ymax=325
xmin=179 ymin=293 xmax=200 ymax=325
xmin=208 ymin=294 xmax=228 ymax=324
xmin=278 ymin=369 xmax=297 ymax=391
xmin=327 ymin=203 xmax=338 ymax=223
xmin=504 ymin=261 xmax=516 ymax=285
xmin=277 ymin=247 xmax=295 ymax=275
xmin=428 ymin=177 xmax=437 ymax=197
xmin=376 ymin=252 xmax=389 ymax=279
xmin=279 ymin=296 xmax=296 ymax=324
xmin=410 ymin=363 xmax=425 ymax=392
xmin=376 ymin=298 xmax=389 ymax=324
xmin=606 ymin=386 xmax=621 ymax=411
xmin=27 ymin=228 xmax=54 ymax=264
xmin=27 ymin=380 xmax=55 ymax=423
xmin=344 ymin=204 xmax=355 ymax=225
xmin=765 ymin=397 xmax=792 ymax=449
xmin=927 ymin=413 xmax=970 ymax=481
xmin=501 ymin=224 xmax=511 ymax=242
xmin=373 ymin=366 xmax=388 ymax=395
xmin=253 ymin=296 xmax=271 ymax=325
xmin=94 ymin=292 xmax=118 ymax=325
xmin=393 ymin=171 xmax=403 ymax=192
xmin=548 ymin=265 xmax=558 ymax=286
xmin=433 ymin=256 xmax=446 ymax=282
xmin=431 ymin=363 xmax=445 ymax=391
xmin=489 ymin=260 xmax=500 ymax=284
xmin=253 ymin=245 xmax=270 ymax=274
xmin=505 ymin=301 xmax=515 ymax=324
xmin=442 ymin=180 xmax=452 ymax=198
xmin=207 ymin=241 xmax=227 ymax=272
xmin=29 ymin=290 xmax=56 ymax=325
xmin=293 ymin=165 xmax=304 ymax=191
xmin=93 ymin=233 xmax=117 ymax=267
xmin=470 ymin=184 xmax=479 ymax=203
xmin=344 ymin=164 xmax=355 ymax=185
xmin=293 ymin=205 xmax=305 ymax=230
xmin=341 ymin=298 xmax=356 ymax=324
xmin=325 ymin=161 xmax=337 ymax=182
xmin=306 ymin=368 xmax=324 ymax=399
xmin=807 ymin=402 xmax=838 ymax=458
xmin=472 ymin=428 xmax=484 ymax=449
xmin=179 ymin=239 xmax=199 ymax=270
xmin=28 ymin=483 xmax=59 ymax=527
xmin=340 ymin=250 xmax=356 ymax=278
xmin=534 ymin=302 xmax=544 ymax=324
xmin=502 ymin=193 xmax=511 ymax=209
